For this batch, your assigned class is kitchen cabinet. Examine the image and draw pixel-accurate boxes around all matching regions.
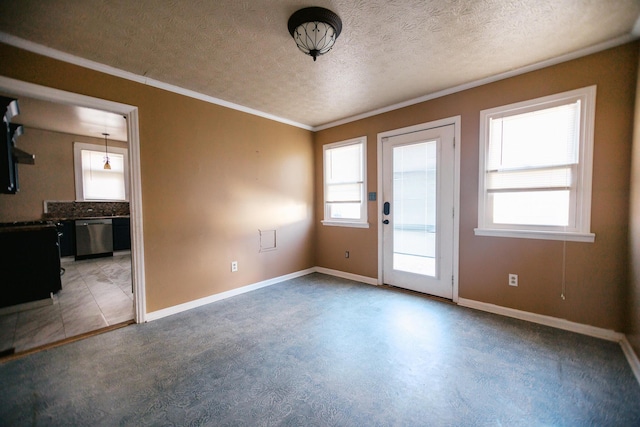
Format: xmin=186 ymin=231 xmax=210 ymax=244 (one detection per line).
xmin=55 ymin=217 xmax=129 ymax=257
xmin=0 ymin=223 xmax=62 ymax=308
xmin=112 ymin=217 xmax=131 ymax=251
xmin=59 ymin=217 xmax=129 ymax=256
xmin=57 ymin=220 xmax=75 ymax=257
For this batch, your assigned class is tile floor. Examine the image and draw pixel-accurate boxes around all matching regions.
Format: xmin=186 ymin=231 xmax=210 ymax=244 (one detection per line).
xmin=0 ymin=253 xmax=133 ymax=354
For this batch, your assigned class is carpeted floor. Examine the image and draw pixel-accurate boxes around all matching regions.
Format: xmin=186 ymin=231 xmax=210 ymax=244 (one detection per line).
xmin=1 ymin=273 xmax=639 ymax=426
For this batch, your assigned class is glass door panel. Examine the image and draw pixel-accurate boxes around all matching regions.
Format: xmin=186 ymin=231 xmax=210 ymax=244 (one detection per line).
xmin=393 ymin=141 xmax=437 ymax=277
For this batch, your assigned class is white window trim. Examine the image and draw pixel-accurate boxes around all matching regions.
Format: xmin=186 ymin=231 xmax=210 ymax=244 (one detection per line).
xmin=474 ymin=86 xmax=596 ymax=243
xmin=74 ymin=141 xmax=130 ymax=201
xmin=322 ymin=136 xmax=369 ymax=228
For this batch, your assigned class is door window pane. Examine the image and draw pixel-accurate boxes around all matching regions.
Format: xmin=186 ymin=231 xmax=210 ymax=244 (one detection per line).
xmin=393 ymin=141 xmax=436 ymax=276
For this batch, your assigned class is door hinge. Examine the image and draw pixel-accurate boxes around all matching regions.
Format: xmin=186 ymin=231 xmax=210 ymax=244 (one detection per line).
xmin=452 ymin=275 xmax=454 ymax=286
xmin=453 ymin=137 xmax=455 ymax=148
xmin=452 ymin=207 xmax=455 ymax=218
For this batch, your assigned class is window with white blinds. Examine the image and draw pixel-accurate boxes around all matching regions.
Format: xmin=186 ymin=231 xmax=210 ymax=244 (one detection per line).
xmin=322 ymin=137 xmax=368 ymax=227
xmin=475 ymin=86 xmax=596 ymax=242
xmin=74 ymin=142 xmax=129 ymax=201
xmin=80 ymin=149 xmax=126 ymax=200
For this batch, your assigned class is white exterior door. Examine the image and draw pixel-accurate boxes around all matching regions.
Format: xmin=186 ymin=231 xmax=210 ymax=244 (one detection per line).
xmin=382 ymin=124 xmax=455 ymax=299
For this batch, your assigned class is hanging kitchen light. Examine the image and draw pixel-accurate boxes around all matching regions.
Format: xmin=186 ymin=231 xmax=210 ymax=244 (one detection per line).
xmin=102 ymin=133 xmax=111 ymax=170
xmin=288 ymin=7 xmax=342 ymax=61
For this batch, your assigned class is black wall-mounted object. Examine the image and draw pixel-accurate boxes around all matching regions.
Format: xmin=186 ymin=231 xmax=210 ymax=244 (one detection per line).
xmin=0 ymin=96 xmax=34 ymax=194
xmin=0 ymin=96 xmax=19 ymax=194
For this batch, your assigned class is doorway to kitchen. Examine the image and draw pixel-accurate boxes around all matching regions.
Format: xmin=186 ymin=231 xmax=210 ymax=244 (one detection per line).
xmin=377 ymin=117 xmax=460 ymax=301
xmin=0 ymin=76 xmax=145 ymax=355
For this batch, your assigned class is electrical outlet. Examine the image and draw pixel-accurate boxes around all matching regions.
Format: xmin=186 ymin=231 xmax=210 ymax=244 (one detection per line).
xmin=231 ymin=261 xmax=238 ymax=272
xmin=509 ymin=274 xmax=518 ymax=287
xmin=345 ymin=251 xmax=349 ymax=258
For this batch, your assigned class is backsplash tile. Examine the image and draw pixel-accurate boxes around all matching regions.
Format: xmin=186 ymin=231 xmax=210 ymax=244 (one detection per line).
xmin=43 ymin=201 xmax=130 ymax=219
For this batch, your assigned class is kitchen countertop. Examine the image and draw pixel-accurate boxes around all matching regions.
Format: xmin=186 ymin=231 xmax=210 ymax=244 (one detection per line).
xmin=0 ymin=221 xmax=57 ymax=232
xmin=45 ymin=216 xmax=131 ymax=221
xmin=0 ymin=216 xmax=130 ymax=230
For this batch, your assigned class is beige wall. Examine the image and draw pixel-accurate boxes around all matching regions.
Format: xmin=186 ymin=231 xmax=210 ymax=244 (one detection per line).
xmin=0 ymin=129 xmax=127 ymax=222
xmin=1 ymin=41 xmax=638 ymax=333
xmin=628 ymin=45 xmax=640 ymax=356
xmin=315 ymin=42 xmax=639 ymax=331
xmin=0 ymin=43 xmax=316 ymax=312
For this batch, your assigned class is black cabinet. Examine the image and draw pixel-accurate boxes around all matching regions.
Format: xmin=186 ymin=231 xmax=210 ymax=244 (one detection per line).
xmin=57 ymin=220 xmax=75 ymax=257
xmin=0 ymin=224 xmax=62 ymax=308
xmin=112 ymin=217 xmax=131 ymax=251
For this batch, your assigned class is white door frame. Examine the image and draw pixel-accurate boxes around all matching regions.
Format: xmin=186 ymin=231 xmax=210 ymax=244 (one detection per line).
xmin=377 ymin=116 xmax=461 ymax=302
xmin=0 ymin=76 xmax=147 ymax=322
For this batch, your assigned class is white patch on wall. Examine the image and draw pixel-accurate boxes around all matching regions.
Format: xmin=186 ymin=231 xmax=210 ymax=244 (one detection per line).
xmin=259 ymin=229 xmax=277 ymax=252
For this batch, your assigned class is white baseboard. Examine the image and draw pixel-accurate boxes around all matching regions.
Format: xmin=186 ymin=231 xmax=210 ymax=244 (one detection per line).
xmin=620 ymin=336 xmax=640 ymax=385
xmin=145 ymin=266 xmax=377 ymax=322
xmin=145 ymin=268 xmax=315 ymax=321
xmin=144 ymin=271 xmax=640 ymax=387
xmin=457 ymin=297 xmax=640 ymax=387
xmin=313 ymin=267 xmax=378 ymax=285
xmin=457 ymin=298 xmax=624 ymax=342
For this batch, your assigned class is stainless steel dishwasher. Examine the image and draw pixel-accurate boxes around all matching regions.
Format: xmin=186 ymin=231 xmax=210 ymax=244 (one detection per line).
xmin=75 ymin=218 xmax=113 ymax=259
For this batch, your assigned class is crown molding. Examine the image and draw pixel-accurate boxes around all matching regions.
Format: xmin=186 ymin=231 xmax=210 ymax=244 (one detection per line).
xmin=0 ymin=32 xmax=313 ymax=131
xmin=314 ymin=33 xmax=639 ymax=131
xmin=1 ymin=30 xmax=637 ymax=133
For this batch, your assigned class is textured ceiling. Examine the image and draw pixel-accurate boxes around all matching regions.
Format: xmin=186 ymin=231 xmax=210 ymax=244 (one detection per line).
xmin=0 ymin=0 xmax=639 ymax=128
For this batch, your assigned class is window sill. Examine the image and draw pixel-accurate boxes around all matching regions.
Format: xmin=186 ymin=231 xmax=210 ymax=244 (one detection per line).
xmin=474 ymin=228 xmax=595 ymax=243
xmin=322 ymin=220 xmax=370 ymax=229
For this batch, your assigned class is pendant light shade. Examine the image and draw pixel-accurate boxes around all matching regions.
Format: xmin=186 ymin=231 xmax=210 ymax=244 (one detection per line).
xmin=288 ymin=7 xmax=342 ymax=61
xmin=102 ymin=133 xmax=111 ymax=170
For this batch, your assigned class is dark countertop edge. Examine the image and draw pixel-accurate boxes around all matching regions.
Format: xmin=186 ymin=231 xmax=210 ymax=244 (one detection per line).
xmin=0 ymin=223 xmax=58 ymax=232
xmin=44 ymin=216 xmax=131 ymax=221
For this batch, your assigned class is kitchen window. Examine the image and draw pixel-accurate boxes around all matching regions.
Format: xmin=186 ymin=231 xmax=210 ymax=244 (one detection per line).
xmin=74 ymin=142 xmax=129 ymax=201
xmin=322 ymin=136 xmax=368 ymax=228
xmin=475 ymin=86 xmax=596 ymax=242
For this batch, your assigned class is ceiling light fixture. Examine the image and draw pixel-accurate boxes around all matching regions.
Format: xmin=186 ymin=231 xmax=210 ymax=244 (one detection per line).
xmin=288 ymin=7 xmax=342 ymax=61
xmin=102 ymin=132 xmax=111 ymax=170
